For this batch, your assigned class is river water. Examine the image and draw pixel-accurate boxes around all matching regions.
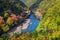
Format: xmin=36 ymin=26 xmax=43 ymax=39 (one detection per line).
xmin=22 ymin=15 xmax=39 ymax=33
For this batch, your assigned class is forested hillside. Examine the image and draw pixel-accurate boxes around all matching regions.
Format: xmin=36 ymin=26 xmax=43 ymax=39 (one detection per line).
xmin=0 ymin=0 xmax=29 ymax=35
xmin=37 ymin=0 xmax=60 ymax=16
xmin=0 ymin=0 xmax=60 ymax=40
xmin=36 ymin=0 xmax=60 ymax=40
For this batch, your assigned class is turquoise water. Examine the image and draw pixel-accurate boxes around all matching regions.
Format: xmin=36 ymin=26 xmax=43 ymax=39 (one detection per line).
xmin=22 ymin=15 xmax=39 ymax=33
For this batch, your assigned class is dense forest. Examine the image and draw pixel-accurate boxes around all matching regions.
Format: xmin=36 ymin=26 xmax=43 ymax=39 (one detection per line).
xmin=0 ymin=0 xmax=60 ymax=40
xmin=36 ymin=0 xmax=60 ymax=40
xmin=0 ymin=0 xmax=29 ymax=35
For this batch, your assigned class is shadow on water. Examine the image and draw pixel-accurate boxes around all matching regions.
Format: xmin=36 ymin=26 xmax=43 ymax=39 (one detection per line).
xmin=29 ymin=0 xmax=42 ymax=10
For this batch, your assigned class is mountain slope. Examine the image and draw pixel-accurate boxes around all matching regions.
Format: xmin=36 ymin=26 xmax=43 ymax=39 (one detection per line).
xmin=36 ymin=0 xmax=60 ymax=39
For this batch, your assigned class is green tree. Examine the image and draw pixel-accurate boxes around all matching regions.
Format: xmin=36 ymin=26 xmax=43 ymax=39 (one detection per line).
xmin=4 ymin=12 xmax=9 ymax=18
xmin=1 ymin=34 xmax=9 ymax=40
xmin=1 ymin=24 xmax=10 ymax=32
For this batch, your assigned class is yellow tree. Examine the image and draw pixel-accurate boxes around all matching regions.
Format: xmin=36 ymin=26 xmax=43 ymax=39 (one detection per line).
xmin=7 ymin=17 xmax=14 ymax=25
xmin=1 ymin=24 xmax=10 ymax=32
